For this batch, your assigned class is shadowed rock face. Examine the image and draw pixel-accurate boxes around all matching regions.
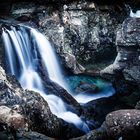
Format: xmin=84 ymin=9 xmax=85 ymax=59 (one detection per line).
xmin=101 ymin=18 xmax=140 ymax=90
xmin=0 ymin=1 xmax=12 ymax=16
xmin=0 ymin=0 xmax=140 ymax=18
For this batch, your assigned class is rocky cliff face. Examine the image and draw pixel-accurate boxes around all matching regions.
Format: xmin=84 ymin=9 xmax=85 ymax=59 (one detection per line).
xmin=8 ymin=1 xmax=128 ymax=73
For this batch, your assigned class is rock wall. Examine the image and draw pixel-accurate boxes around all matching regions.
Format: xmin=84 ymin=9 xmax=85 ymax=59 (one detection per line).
xmin=101 ymin=18 xmax=140 ymax=89
xmin=9 ymin=1 xmax=128 ymax=73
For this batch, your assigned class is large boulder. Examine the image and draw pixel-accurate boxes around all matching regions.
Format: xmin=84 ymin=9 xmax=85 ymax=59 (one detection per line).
xmin=72 ymin=109 xmax=140 ymax=140
xmin=105 ymin=109 xmax=140 ymax=139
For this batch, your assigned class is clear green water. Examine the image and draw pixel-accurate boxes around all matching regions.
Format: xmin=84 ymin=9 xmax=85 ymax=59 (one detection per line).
xmin=66 ymin=75 xmax=115 ymax=104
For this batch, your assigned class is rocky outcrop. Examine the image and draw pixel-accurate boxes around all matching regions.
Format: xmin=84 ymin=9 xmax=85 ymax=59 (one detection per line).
xmin=101 ymin=18 xmax=140 ymax=91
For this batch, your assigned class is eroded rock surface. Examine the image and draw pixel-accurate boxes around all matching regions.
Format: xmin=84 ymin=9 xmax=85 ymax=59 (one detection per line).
xmin=105 ymin=109 xmax=140 ymax=139
xmin=101 ymin=18 xmax=140 ymax=90
xmin=9 ymin=1 xmax=128 ymax=73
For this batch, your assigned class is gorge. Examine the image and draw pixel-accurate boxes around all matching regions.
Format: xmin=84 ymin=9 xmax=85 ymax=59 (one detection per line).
xmin=0 ymin=0 xmax=140 ymax=140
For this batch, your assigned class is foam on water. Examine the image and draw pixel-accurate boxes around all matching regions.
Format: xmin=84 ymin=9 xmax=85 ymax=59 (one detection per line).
xmin=130 ymin=10 xmax=140 ymax=18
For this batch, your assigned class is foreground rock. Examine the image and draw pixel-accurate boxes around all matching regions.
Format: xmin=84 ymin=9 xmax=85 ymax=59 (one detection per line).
xmin=0 ymin=66 xmax=85 ymax=139
xmin=17 ymin=131 xmax=55 ymax=140
xmin=72 ymin=109 xmax=140 ymax=140
xmin=0 ymin=66 xmax=61 ymax=137
xmin=0 ymin=106 xmax=25 ymax=130
xmin=0 ymin=123 xmax=54 ymax=140
xmin=0 ymin=122 xmax=16 ymax=140
xmin=105 ymin=109 xmax=140 ymax=139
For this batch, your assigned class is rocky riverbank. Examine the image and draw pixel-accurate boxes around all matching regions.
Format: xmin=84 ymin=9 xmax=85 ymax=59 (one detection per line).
xmin=0 ymin=0 xmax=140 ymax=140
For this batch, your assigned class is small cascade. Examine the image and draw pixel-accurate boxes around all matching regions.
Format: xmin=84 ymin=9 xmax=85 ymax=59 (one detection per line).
xmin=31 ymin=28 xmax=68 ymax=90
xmin=2 ymin=25 xmax=90 ymax=133
xmin=130 ymin=10 xmax=140 ymax=18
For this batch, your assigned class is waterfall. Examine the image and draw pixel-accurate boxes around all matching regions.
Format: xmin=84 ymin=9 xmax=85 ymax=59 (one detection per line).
xmin=31 ymin=29 xmax=67 ymax=89
xmin=2 ymin=25 xmax=89 ymax=133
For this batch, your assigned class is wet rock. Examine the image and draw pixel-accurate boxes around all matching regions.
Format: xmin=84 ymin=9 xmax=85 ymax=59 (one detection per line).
xmin=0 ymin=122 xmax=16 ymax=140
xmin=73 ymin=109 xmax=140 ymax=140
xmin=71 ymin=124 xmax=107 ymax=140
xmin=41 ymin=75 xmax=82 ymax=115
xmin=0 ymin=65 xmax=86 ymax=139
xmin=0 ymin=106 xmax=25 ymax=130
xmin=105 ymin=109 xmax=140 ymax=139
xmin=81 ymin=95 xmax=118 ymax=130
xmin=16 ymin=130 xmax=55 ymax=140
xmin=101 ymin=17 xmax=140 ymax=92
xmin=75 ymin=81 xmax=99 ymax=94
xmin=11 ymin=2 xmax=127 ymax=73
xmin=16 ymin=15 xmax=31 ymax=22
xmin=0 ymin=66 xmax=61 ymax=137
xmin=81 ymin=88 xmax=140 ymax=131
xmin=62 ymin=52 xmax=85 ymax=74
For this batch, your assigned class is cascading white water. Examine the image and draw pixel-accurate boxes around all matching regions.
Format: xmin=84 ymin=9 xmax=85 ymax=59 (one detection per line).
xmin=2 ymin=25 xmax=90 ymax=133
xmin=130 ymin=10 xmax=140 ymax=17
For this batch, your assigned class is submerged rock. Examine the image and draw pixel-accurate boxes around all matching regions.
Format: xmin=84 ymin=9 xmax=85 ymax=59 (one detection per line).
xmin=75 ymin=82 xmax=99 ymax=94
